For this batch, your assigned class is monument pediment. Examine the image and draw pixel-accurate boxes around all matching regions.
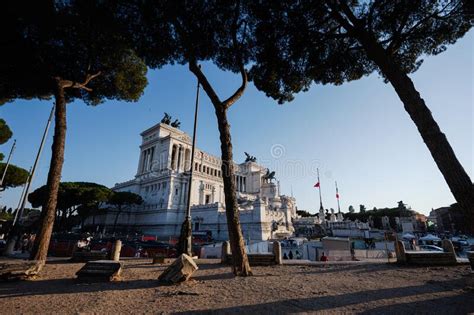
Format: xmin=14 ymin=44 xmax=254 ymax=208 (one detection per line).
xmin=177 ymin=134 xmax=191 ymax=143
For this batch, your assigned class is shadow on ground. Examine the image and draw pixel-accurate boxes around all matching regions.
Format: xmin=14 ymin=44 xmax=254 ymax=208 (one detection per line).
xmin=176 ymin=277 xmax=473 ymax=314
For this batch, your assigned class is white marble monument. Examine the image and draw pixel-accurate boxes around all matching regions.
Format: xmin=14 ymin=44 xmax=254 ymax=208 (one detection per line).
xmin=89 ymin=121 xmax=297 ymax=241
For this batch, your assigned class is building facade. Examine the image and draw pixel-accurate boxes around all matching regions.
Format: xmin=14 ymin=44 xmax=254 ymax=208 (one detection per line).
xmin=91 ymin=122 xmax=297 ymax=241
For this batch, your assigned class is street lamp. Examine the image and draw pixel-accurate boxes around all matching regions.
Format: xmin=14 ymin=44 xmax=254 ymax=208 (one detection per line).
xmin=178 ymin=65 xmax=201 ymax=256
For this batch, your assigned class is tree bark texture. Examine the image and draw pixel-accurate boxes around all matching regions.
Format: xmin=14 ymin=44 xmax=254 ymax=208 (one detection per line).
xmin=30 ymin=79 xmax=67 ymax=267
xmin=188 ymin=61 xmax=252 ymax=276
xmin=355 ymin=30 xmax=473 ymax=228
xmin=214 ymin=106 xmax=252 ymax=276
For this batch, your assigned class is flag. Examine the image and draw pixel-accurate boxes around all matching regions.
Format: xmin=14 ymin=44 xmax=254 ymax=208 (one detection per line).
xmin=336 ymin=193 xmax=340 ymax=199
xmin=314 ymin=182 xmax=320 ymax=188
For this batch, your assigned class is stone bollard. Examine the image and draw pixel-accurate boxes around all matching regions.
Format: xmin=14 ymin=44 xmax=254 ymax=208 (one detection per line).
xmin=441 ymin=239 xmax=457 ymax=264
xmin=221 ymin=241 xmax=230 ymax=264
xmin=111 ymin=240 xmax=122 ymax=262
xmin=441 ymin=239 xmax=455 ymax=253
xmin=395 ymin=240 xmax=406 ymax=264
xmin=273 ymin=241 xmax=282 ymax=265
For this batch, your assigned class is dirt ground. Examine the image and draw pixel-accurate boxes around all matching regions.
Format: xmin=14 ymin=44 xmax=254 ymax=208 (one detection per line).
xmin=0 ymin=258 xmax=473 ymax=314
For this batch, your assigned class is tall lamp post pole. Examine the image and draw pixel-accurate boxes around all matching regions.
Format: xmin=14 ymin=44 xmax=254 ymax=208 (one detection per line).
xmin=179 ymin=65 xmax=201 ymax=256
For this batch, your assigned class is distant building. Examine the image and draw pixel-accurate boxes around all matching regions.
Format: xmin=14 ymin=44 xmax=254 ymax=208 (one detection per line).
xmin=326 ymin=220 xmax=370 ymax=238
xmin=430 ymin=206 xmax=465 ymax=234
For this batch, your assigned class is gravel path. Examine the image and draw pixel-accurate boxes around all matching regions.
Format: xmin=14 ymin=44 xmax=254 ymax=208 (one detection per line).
xmin=0 ymin=258 xmax=473 ymax=314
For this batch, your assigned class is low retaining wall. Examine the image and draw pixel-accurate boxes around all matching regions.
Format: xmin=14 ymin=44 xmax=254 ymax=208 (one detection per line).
xmin=70 ymin=250 xmax=109 ymax=263
xmin=395 ymin=240 xmax=457 ymax=266
xmin=354 ymin=249 xmax=393 ymax=259
xmin=221 ymin=241 xmax=282 ymax=266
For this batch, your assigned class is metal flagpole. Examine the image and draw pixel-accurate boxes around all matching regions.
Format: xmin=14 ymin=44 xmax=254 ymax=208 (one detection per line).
xmin=16 ymin=104 xmax=55 ymax=225
xmin=335 ymin=181 xmax=341 ymax=213
xmin=12 ymin=167 xmax=32 ymax=226
xmin=5 ymin=105 xmax=54 ymax=255
xmin=317 ymin=168 xmax=323 ymax=211
xmin=0 ymin=139 xmax=16 ymax=189
xmin=180 ymin=65 xmax=201 ymax=256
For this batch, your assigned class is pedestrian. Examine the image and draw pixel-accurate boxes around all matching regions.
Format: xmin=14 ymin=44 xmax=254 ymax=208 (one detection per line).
xmin=320 ymin=252 xmax=328 ymax=262
xmin=288 ymin=250 xmax=294 ymax=259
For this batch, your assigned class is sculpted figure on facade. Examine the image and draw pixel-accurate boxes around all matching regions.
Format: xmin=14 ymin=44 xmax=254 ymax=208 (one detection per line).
xmin=244 ymin=152 xmax=257 ymax=162
xmin=171 ymin=119 xmax=181 ymax=129
xmin=161 ymin=112 xmax=172 ymax=125
xmin=262 ymin=169 xmax=276 ymax=183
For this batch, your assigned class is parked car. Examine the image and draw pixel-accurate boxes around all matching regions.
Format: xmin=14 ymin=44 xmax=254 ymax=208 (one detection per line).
xmin=48 ymin=233 xmax=83 ymax=257
xmin=138 ymin=240 xmax=177 ymax=258
xmin=451 ymin=238 xmax=470 ymax=251
xmin=419 ymin=245 xmax=443 ymax=252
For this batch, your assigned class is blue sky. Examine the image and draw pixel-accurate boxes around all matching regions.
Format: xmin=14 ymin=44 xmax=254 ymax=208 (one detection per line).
xmin=0 ymin=31 xmax=472 ymax=215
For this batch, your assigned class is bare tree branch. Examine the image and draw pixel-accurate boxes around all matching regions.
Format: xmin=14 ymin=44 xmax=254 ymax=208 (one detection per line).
xmin=189 ymin=59 xmax=222 ymax=107
xmin=222 ymin=64 xmax=247 ymax=109
xmin=57 ymin=71 xmax=102 ymax=92
xmin=326 ymin=2 xmax=356 ymax=33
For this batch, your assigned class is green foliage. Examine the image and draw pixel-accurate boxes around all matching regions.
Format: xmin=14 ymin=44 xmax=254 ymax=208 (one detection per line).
xmin=28 ymin=182 xmax=112 ymax=210
xmin=296 ymin=210 xmax=315 ymax=217
xmin=249 ymin=1 xmax=471 ymax=103
xmin=398 ymin=200 xmax=407 ymax=210
xmin=359 ymin=204 xmax=366 ymax=213
xmin=119 ymin=1 xmax=254 ymax=77
xmin=0 ymin=162 xmax=29 ymax=190
xmin=108 ymin=191 xmax=143 ymax=208
xmin=0 ymin=119 xmax=12 ymax=146
xmin=345 ymin=201 xmax=416 ymax=223
xmin=0 ymin=118 xmax=13 ymax=160
xmin=0 ymin=119 xmax=30 ymax=190
xmin=0 ymin=209 xmax=13 ymax=221
xmin=348 ymin=205 xmax=355 ymax=213
xmin=0 ymin=0 xmax=148 ymax=106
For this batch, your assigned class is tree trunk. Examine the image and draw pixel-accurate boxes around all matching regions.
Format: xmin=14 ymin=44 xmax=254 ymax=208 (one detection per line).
xmin=355 ymin=30 xmax=474 ymax=230
xmin=214 ymin=106 xmax=252 ymax=276
xmin=29 ymin=79 xmax=67 ymax=267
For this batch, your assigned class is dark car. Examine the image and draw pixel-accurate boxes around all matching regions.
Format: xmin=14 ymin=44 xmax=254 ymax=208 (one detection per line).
xmin=138 ymin=240 xmax=177 ymax=258
xmin=419 ymin=245 xmax=443 ymax=252
xmin=451 ymin=239 xmax=469 ymax=252
xmin=48 ymin=233 xmax=83 ymax=257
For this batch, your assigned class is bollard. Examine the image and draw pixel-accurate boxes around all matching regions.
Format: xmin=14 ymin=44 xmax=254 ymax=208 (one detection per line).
xmin=273 ymin=241 xmax=282 ymax=265
xmin=395 ymin=240 xmax=406 ymax=264
xmin=221 ymin=241 xmax=230 ymax=264
xmin=111 ymin=240 xmax=122 ymax=262
xmin=441 ymin=239 xmax=457 ymax=264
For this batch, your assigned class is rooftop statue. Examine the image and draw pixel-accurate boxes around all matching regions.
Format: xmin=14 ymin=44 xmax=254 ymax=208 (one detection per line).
xmin=263 ymin=168 xmax=276 ymax=182
xmin=171 ymin=119 xmax=181 ymax=129
xmin=161 ymin=112 xmax=172 ymax=125
xmin=244 ymin=152 xmax=257 ymax=163
xmin=161 ymin=113 xmax=181 ymax=129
